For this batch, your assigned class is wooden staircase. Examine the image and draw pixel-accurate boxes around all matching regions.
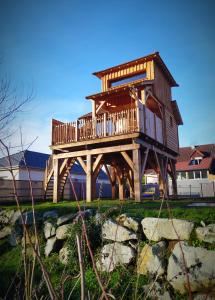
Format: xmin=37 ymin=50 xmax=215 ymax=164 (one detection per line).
xmin=44 ymin=155 xmax=75 ymax=200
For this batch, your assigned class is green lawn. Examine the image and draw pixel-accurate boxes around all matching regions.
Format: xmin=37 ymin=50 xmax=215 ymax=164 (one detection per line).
xmin=1 ymin=198 xmax=215 ymax=223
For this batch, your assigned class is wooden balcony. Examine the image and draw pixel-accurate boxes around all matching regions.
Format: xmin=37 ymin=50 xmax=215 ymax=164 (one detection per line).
xmin=51 ymin=106 xmax=163 ymax=147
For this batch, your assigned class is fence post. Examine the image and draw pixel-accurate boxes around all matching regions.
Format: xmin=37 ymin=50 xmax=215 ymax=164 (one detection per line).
xmin=189 ymin=184 xmax=192 ymax=198
xmin=200 ymin=183 xmax=203 ymax=198
xmin=213 ymin=181 xmax=215 ymax=198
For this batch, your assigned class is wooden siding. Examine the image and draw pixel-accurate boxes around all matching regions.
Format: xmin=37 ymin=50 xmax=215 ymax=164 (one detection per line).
xmin=101 ymin=60 xmax=154 ymax=92
xmin=153 ymin=62 xmax=172 ymax=112
xmin=165 ymin=110 xmax=179 ymax=153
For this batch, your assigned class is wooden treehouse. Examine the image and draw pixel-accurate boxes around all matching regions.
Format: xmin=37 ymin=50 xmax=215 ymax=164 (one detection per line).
xmin=44 ymin=52 xmax=183 ymax=203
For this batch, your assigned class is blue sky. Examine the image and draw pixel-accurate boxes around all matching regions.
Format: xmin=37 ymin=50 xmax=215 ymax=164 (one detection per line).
xmin=0 ymin=0 xmax=214 ymax=153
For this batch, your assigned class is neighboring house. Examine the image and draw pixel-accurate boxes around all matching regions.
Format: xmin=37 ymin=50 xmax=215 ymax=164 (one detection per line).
xmin=172 ymin=144 xmax=215 ymax=197
xmin=0 ymin=150 xmax=109 ymax=183
xmin=0 ymin=150 xmax=49 ymax=181
xmin=176 ymin=144 xmax=215 ymax=181
xmin=0 ymin=150 xmax=111 ymax=201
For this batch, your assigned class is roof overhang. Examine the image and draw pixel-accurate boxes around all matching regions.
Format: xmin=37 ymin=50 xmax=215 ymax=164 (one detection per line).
xmin=171 ymin=100 xmax=183 ymax=125
xmin=86 ymin=80 xmax=154 ymax=100
xmin=93 ymin=52 xmax=178 ymax=87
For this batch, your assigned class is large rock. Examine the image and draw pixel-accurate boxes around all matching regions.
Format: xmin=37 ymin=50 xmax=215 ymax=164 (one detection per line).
xmin=43 ymin=210 xmax=58 ymax=221
xmin=116 ymin=214 xmax=140 ymax=232
xmin=56 ymin=224 xmax=73 ymax=240
xmin=196 ymin=224 xmax=215 ymax=244
xmin=97 ymin=242 xmax=135 ymax=272
xmin=137 ymin=241 xmax=166 ymax=276
xmin=10 ymin=210 xmax=21 ymax=225
xmin=57 ymin=213 xmax=75 ymax=226
xmin=73 ymin=209 xmax=94 ymax=223
xmin=44 ymin=222 xmax=56 ymax=239
xmin=59 ymin=246 xmax=70 ymax=264
xmin=0 ymin=226 xmax=12 ymax=239
xmin=0 ymin=209 xmax=15 ymax=225
xmin=45 ymin=237 xmax=57 ymax=257
xmin=102 ymin=220 xmax=137 ymax=242
xmin=142 ymin=218 xmax=194 ymax=241
xmin=18 ymin=211 xmax=42 ymax=225
xmin=167 ymin=242 xmax=215 ymax=294
xmin=143 ymin=282 xmax=172 ymax=300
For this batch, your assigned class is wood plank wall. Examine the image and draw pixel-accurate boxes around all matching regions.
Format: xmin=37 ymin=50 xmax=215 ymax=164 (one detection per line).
xmin=165 ymin=110 xmax=179 ymax=153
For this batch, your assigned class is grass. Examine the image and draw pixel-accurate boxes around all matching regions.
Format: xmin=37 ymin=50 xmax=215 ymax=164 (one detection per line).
xmin=0 ymin=198 xmax=215 ymax=298
xmin=1 ymin=197 xmax=215 ymax=223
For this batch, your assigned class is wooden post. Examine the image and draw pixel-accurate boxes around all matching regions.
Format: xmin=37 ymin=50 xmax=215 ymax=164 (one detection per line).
xmin=133 ymin=148 xmax=142 ymax=202
xmin=86 ymin=154 xmax=92 ymax=202
xmin=170 ymin=159 xmax=178 ymax=198
xmin=75 ymin=120 xmax=79 ymax=141
xmin=103 ymin=113 xmax=107 ymax=137
xmin=53 ymin=158 xmax=59 ymax=203
xmin=118 ymin=180 xmax=124 ymax=200
xmin=110 ymin=166 xmax=117 ymax=200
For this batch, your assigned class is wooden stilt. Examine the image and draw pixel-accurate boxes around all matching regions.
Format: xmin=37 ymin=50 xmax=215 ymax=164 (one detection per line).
xmin=86 ymin=154 xmax=92 ymax=202
xmin=133 ymin=149 xmax=142 ymax=202
xmin=169 ymin=159 xmax=178 ymax=197
xmin=53 ymin=158 xmax=59 ymax=203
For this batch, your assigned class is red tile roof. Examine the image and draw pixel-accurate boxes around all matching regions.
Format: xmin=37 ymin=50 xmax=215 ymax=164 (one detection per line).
xmin=176 ymin=157 xmax=213 ymax=171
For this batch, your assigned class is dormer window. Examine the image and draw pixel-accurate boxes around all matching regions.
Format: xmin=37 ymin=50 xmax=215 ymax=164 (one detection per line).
xmin=109 ymin=72 xmax=146 ymax=88
xmin=189 ymin=157 xmax=202 ymax=165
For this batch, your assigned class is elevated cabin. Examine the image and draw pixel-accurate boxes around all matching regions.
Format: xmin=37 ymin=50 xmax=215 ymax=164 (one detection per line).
xmin=45 ymin=52 xmax=183 ymax=202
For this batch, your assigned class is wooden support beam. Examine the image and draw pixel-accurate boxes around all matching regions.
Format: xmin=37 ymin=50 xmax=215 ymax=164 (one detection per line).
xmin=121 ymin=151 xmax=134 ymax=171
xmin=53 ymin=143 xmax=140 ymax=160
xmin=86 ymin=154 xmax=92 ymax=202
xmin=93 ymin=154 xmax=103 ymax=173
xmin=169 ymin=158 xmax=178 ymax=197
xmin=141 ymin=148 xmax=149 ymax=177
xmin=53 ymin=158 xmax=59 ymax=203
xmin=110 ymin=166 xmax=117 ymax=200
xmin=133 ymin=149 xmax=142 ymax=202
xmin=77 ymin=156 xmax=87 ymax=173
xmin=104 ymin=164 xmax=113 ymax=185
xmin=96 ymin=101 xmax=105 ymax=114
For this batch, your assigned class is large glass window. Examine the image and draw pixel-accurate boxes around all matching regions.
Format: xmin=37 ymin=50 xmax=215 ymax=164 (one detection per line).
xmin=195 ymin=171 xmax=201 ymax=179
xmin=181 ymin=172 xmax=187 ymax=179
xmin=201 ymin=170 xmax=208 ymax=178
xmin=110 ymin=72 xmax=146 ymax=88
xmin=188 ymin=171 xmax=194 ymax=179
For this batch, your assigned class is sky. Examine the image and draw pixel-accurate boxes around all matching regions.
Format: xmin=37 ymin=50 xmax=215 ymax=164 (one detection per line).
xmin=0 ymin=0 xmax=215 ymax=154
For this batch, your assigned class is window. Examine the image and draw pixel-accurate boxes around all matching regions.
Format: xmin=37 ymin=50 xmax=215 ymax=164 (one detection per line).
xmin=110 ymin=72 xmax=146 ymax=88
xmin=201 ymin=170 xmax=208 ymax=178
xmin=181 ymin=171 xmax=186 ymax=179
xmin=195 ymin=171 xmax=201 ymax=179
xmin=188 ymin=171 xmax=194 ymax=179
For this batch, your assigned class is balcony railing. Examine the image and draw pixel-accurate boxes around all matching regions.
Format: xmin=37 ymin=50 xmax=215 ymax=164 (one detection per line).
xmin=52 ymin=106 xmax=163 ymax=146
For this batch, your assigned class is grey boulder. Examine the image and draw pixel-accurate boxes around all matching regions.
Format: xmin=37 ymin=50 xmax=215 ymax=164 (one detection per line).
xmin=116 ymin=214 xmax=140 ymax=232
xmin=196 ymin=224 xmax=215 ymax=244
xmin=44 ymin=222 xmax=56 ymax=239
xmin=97 ymin=242 xmax=135 ymax=272
xmin=56 ymin=224 xmax=73 ymax=240
xmin=167 ymin=242 xmax=215 ymax=294
xmin=137 ymin=241 xmax=166 ymax=276
xmin=102 ymin=220 xmax=137 ymax=242
xmin=142 ymin=218 xmax=194 ymax=241
xmin=45 ymin=237 xmax=57 ymax=257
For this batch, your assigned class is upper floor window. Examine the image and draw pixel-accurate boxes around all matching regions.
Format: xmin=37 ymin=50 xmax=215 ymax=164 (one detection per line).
xmin=189 ymin=157 xmax=202 ymax=165
xmin=109 ymin=72 xmax=146 ymax=88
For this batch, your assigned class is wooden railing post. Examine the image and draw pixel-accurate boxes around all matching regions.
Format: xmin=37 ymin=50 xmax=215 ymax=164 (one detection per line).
xmin=75 ymin=120 xmax=79 ymax=141
xmin=103 ymin=113 xmax=107 ymax=137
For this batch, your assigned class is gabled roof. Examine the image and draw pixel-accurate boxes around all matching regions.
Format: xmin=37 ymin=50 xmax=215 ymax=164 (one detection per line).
xmin=0 ymin=150 xmax=50 ymax=169
xmin=176 ymin=144 xmax=215 ymax=171
xmin=92 ymin=52 xmax=178 ymax=87
xmin=176 ymin=157 xmax=213 ymax=171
